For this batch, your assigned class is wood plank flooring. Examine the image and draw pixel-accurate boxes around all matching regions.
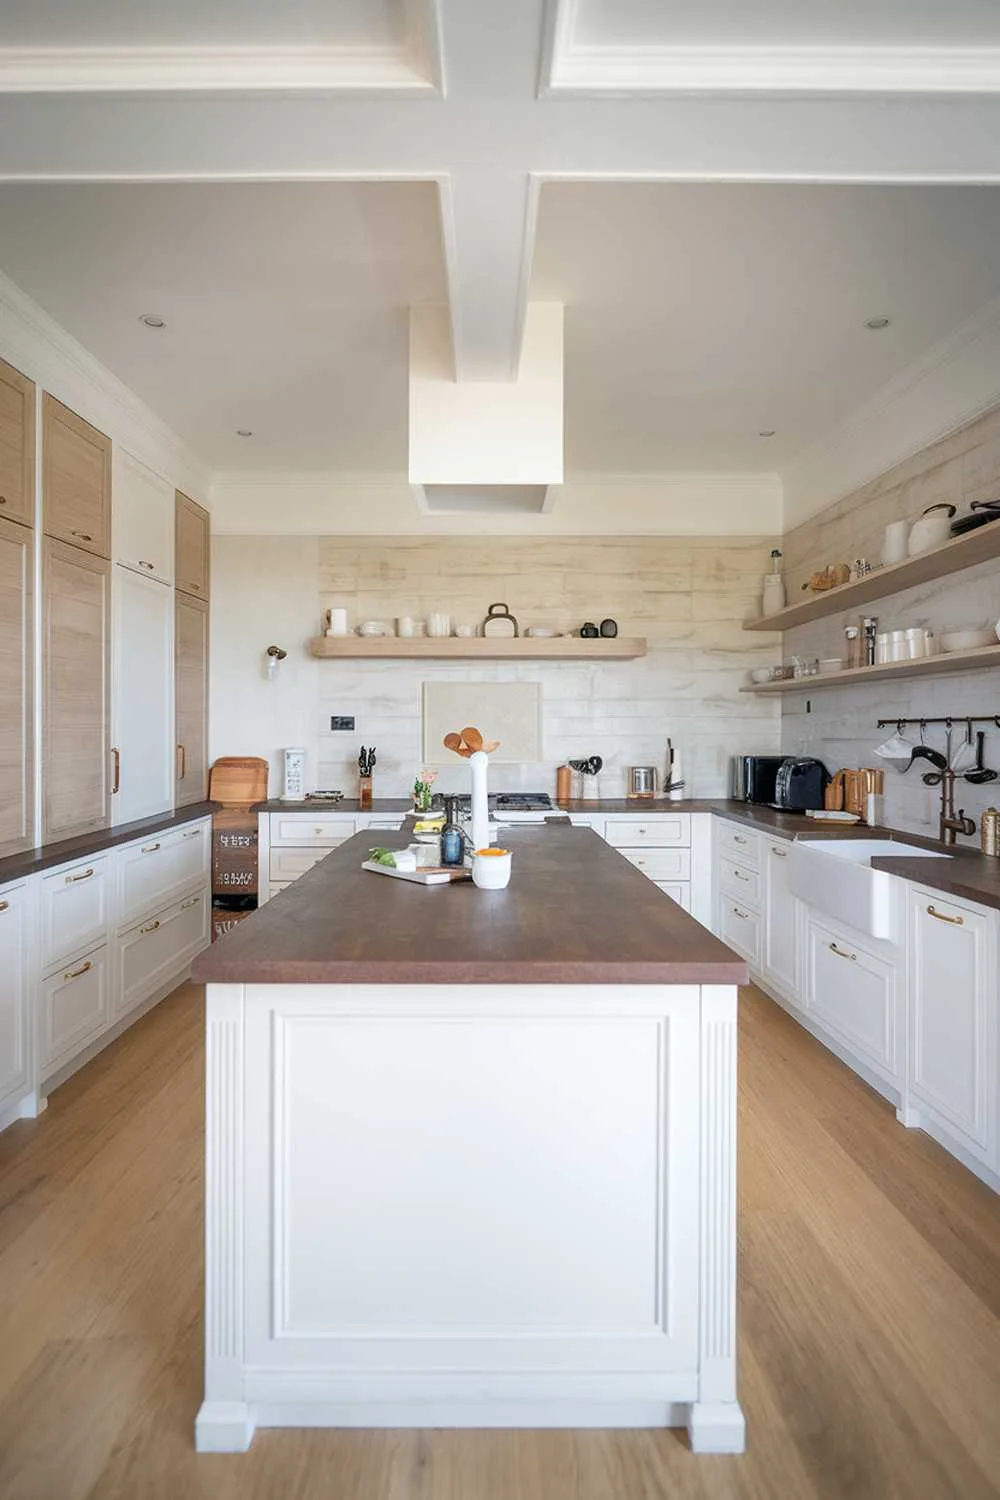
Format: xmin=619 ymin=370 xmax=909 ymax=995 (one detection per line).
xmin=0 ymin=982 xmax=998 ymax=1500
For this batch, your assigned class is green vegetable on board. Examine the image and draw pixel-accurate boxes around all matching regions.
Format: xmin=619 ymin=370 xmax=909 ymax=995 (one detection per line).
xmin=368 ymin=847 xmax=397 ymax=867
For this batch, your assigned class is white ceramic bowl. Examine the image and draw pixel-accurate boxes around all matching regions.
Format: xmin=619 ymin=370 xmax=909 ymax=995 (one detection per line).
xmin=358 ymin=620 xmax=390 ymax=637
xmin=749 ymin=667 xmax=773 ymax=684
xmin=526 ymin=627 xmax=558 ymax=638
xmin=940 ymin=628 xmax=996 ymax=653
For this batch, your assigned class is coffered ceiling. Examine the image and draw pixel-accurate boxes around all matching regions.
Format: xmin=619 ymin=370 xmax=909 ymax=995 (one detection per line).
xmin=0 ymin=0 xmax=999 ymax=500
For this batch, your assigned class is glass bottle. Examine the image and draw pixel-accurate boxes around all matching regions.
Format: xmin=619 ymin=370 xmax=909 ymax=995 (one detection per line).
xmin=440 ymin=797 xmax=465 ymax=867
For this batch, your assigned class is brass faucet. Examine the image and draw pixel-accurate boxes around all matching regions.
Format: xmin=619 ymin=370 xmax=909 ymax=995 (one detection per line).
xmin=939 ymin=768 xmax=976 ymax=846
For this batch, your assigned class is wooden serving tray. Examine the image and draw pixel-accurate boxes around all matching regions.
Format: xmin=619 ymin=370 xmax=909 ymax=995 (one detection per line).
xmin=361 ymin=861 xmax=471 ymax=885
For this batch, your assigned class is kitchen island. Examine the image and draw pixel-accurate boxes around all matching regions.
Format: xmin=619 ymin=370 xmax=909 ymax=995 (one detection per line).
xmin=191 ymin=823 xmax=747 ymax=1454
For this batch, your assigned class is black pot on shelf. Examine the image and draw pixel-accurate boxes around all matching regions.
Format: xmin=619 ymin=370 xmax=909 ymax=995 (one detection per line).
xmin=599 ymin=618 xmax=618 ymax=637
xmin=580 ymin=621 xmax=599 ymax=638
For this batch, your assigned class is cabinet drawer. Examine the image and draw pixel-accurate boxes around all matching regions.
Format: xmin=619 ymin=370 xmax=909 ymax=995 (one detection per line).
xmin=806 ymin=917 xmax=896 ymax=1079
xmin=41 ymin=854 xmax=111 ymax=972
xmin=718 ymin=854 xmax=761 ymax=908
xmin=716 ymin=821 xmax=761 ymax=867
xmin=116 ymin=891 xmax=209 ymax=1017
xmin=118 ymin=820 xmax=209 ymax=929
xmin=270 ymin=814 xmax=357 ymax=846
xmin=604 ymin=815 xmax=690 ymax=849
xmin=362 ymin=818 xmax=404 ymax=832
xmin=269 ymin=846 xmax=336 ymax=884
xmin=719 ymin=899 xmax=760 ymax=966
xmin=655 ymin=882 xmax=691 ymax=911
xmin=42 ymin=944 xmax=110 ymax=1072
xmin=620 ymin=848 xmax=691 ymax=882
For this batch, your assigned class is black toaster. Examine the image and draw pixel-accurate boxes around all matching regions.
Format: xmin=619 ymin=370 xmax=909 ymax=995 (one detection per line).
xmin=773 ymin=757 xmax=829 ymax=811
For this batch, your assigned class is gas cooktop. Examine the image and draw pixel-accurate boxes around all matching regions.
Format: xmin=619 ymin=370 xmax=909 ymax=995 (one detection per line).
xmin=431 ymin=792 xmax=555 ymax=816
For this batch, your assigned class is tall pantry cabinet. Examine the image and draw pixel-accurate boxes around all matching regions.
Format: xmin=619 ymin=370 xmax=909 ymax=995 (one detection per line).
xmin=174 ymin=492 xmax=210 ymax=806
xmin=0 ymin=357 xmax=35 ymax=855
xmin=41 ymin=397 xmax=112 ymax=841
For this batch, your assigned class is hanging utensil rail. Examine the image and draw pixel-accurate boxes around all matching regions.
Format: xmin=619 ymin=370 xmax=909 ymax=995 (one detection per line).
xmin=877 ymin=715 xmax=1000 ymax=731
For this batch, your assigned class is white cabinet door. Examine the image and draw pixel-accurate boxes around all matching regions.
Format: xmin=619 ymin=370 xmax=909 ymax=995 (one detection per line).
xmin=0 ymin=882 xmax=30 ymax=1115
xmin=41 ymin=944 xmax=110 ymax=1074
xmin=116 ymin=890 xmax=209 ymax=1018
xmin=113 ymin=448 xmax=173 ymax=584
xmin=719 ymin=898 xmax=760 ymax=966
xmin=906 ymin=887 xmax=997 ymax=1165
xmin=805 ymin=914 xmax=897 ymax=1083
xmin=762 ymin=837 xmax=798 ymax=1002
xmin=40 ymin=854 xmax=111 ymax=972
xmin=117 ymin=820 xmax=209 ymax=930
xmin=111 ymin=566 xmax=173 ymax=825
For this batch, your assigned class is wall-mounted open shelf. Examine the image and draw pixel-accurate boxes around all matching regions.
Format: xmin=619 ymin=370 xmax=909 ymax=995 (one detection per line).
xmin=309 ymin=636 xmax=647 ymax=661
xmin=740 ymin=643 xmax=1000 ymax=694
xmin=742 ymin=520 xmax=1000 ymax=633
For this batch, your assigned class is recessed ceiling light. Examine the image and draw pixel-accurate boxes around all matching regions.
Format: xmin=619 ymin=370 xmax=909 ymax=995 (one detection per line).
xmin=864 ymin=315 xmax=891 ymax=330
xmin=138 ymin=313 xmax=166 ymax=329
xmin=758 ymin=430 xmax=776 ymax=438
xmin=236 ymin=429 xmax=253 ymax=437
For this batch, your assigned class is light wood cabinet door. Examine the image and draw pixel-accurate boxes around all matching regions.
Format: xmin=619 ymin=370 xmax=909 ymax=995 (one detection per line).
xmin=42 ymin=395 xmax=111 ymax=559
xmin=42 ymin=538 xmax=111 ymax=841
xmin=0 ymin=356 xmax=35 ymax=528
xmin=0 ymin=516 xmax=34 ymax=854
xmin=175 ymin=590 xmax=208 ymax=806
xmin=175 ymin=490 xmax=209 ymax=600
xmin=111 ymin=566 xmax=173 ymax=825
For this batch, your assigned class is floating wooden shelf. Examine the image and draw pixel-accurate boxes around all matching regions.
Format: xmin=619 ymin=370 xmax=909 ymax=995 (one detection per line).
xmin=740 ymin=643 xmax=1000 ymax=693
xmin=742 ymin=519 xmax=1000 ymax=633
xmin=309 ymin=635 xmax=647 ymax=661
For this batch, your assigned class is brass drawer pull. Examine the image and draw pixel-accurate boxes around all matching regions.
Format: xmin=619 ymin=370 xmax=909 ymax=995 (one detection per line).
xmin=64 ymin=960 xmax=93 ymax=981
xmin=64 ymin=867 xmax=95 ymax=884
xmin=731 ymin=906 xmax=750 ymax=921
xmin=733 ymin=868 xmax=750 ymax=882
xmin=829 ymin=942 xmax=856 ymax=962
xmin=180 ymin=896 xmax=199 ymax=910
xmin=71 ymin=530 xmax=93 ymax=542
xmin=733 ymin=834 xmax=747 ymax=844
xmin=927 ymin=904 xmax=964 ymax=926
xmin=141 ymin=842 xmax=161 ymax=854
xmin=771 ymin=847 xmax=787 ymax=858
xmin=0 ymin=900 xmax=9 ymax=913
xmin=182 ymin=828 xmax=201 ymax=839
xmin=139 ymin=560 xmax=155 ymax=570
xmin=140 ymin=919 xmax=161 ymax=935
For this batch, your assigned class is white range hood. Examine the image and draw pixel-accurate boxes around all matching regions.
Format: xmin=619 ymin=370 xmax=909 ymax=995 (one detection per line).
xmin=409 ymin=303 xmax=563 ymax=515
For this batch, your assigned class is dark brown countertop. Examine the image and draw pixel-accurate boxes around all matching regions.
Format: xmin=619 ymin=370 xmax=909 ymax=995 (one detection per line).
xmin=192 ymin=824 xmax=748 ymax=987
xmin=254 ymin=797 xmax=414 ymax=814
xmin=870 ymin=852 xmax=1000 ymax=912
xmin=0 ymin=801 xmax=219 ymax=887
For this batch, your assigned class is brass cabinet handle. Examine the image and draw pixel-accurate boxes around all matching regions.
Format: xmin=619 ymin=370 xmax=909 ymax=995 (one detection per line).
xmin=180 ymin=896 xmax=199 ymax=910
xmin=771 ymin=847 xmax=787 ymax=858
xmin=64 ymin=866 xmax=95 ymax=884
xmin=176 ymin=744 xmax=186 ymax=781
xmin=182 ymin=828 xmax=201 ymax=839
xmin=191 ymin=582 xmax=201 ymax=591
xmin=829 ymin=942 xmax=857 ymax=962
xmin=71 ymin=530 xmax=93 ymax=542
xmin=733 ymin=868 xmax=750 ymax=882
xmin=733 ymin=834 xmax=747 ymax=844
xmin=927 ymin=904 xmax=964 ymax=926
xmin=64 ymin=960 xmax=93 ymax=980
xmin=140 ymin=919 xmax=161 ymax=935
xmin=111 ymin=747 xmax=120 ymax=795
xmin=731 ymin=906 xmax=750 ymax=921
xmin=0 ymin=900 xmax=8 ymax=913
xmin=139 ymin=560 xmax=155 ymax=570
xmin=141 ymin=842 xmax=161 ymax=854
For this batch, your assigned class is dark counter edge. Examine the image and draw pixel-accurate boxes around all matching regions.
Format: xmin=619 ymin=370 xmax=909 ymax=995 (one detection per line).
xmin=192 ymin=957 xmax=748 ymax=986
xmin=0 ymin=801 xmax=220 ymax=885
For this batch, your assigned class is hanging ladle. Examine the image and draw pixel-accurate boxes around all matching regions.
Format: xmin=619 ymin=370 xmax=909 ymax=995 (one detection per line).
xmin=965 ymin=730 xmax=998 ymax=784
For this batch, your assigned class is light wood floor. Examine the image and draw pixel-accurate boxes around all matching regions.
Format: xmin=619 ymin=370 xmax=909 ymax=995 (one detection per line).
xmin=1 ymin=983 xmax=999 ymax=1500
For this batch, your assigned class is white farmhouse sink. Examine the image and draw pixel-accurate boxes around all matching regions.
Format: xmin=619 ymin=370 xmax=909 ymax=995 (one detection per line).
xmin=788 ymin=839 xmax=952 ymax=942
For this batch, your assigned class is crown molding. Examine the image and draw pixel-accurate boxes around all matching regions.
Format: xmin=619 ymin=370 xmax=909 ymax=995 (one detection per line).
xmin=0 ymin=7 xmax=444 ymax=97
xmin=542 ymin=3 xmax=1000 ymax=98
xmin=0 ymin=267 xmax=211 ymax=495
xmin=781 ymin=293 xmax=1000 ymax=530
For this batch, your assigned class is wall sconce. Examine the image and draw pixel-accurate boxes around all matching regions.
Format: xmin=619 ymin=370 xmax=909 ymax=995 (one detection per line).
xmin=264 ymin=645 xmax=287 ymax=682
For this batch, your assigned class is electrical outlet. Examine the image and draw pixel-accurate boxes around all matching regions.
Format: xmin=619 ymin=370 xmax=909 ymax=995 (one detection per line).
xmin=330 ymin=715 xmax=355 ymax=731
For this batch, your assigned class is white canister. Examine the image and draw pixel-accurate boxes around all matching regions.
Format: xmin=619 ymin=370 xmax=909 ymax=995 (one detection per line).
xmin=882 ymin=519 xmax=910 ymax=566
xmin=327 ymin=607 xmax=348 ymax=636
xmin=427 ymin=612 xmax=451 ymax=638
xmin=761 ymin=574 xmax=786 ymax=617
xmin=397 ymin=616 xmax=415 ymax=638
xmin=907 ymin=504 xmax=955 ymax=556
xmin=903 ymin=626 xmax=926 ymax=659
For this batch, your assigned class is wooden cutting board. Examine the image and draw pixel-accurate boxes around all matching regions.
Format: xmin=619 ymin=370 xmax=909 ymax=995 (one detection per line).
xmin=361 ymin=861 xmax=471 ymax=885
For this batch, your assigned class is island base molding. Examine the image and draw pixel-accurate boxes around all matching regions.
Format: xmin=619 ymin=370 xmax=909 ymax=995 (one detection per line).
xmin=198 ymin=980 xmax=745 ymax=1456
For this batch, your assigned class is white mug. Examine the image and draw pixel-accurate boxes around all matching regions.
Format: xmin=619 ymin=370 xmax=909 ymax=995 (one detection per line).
xmin=472 ymin=848 xmax=512 ymax=890
xmin=882 ymin=520 xmax=910 ymax=566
